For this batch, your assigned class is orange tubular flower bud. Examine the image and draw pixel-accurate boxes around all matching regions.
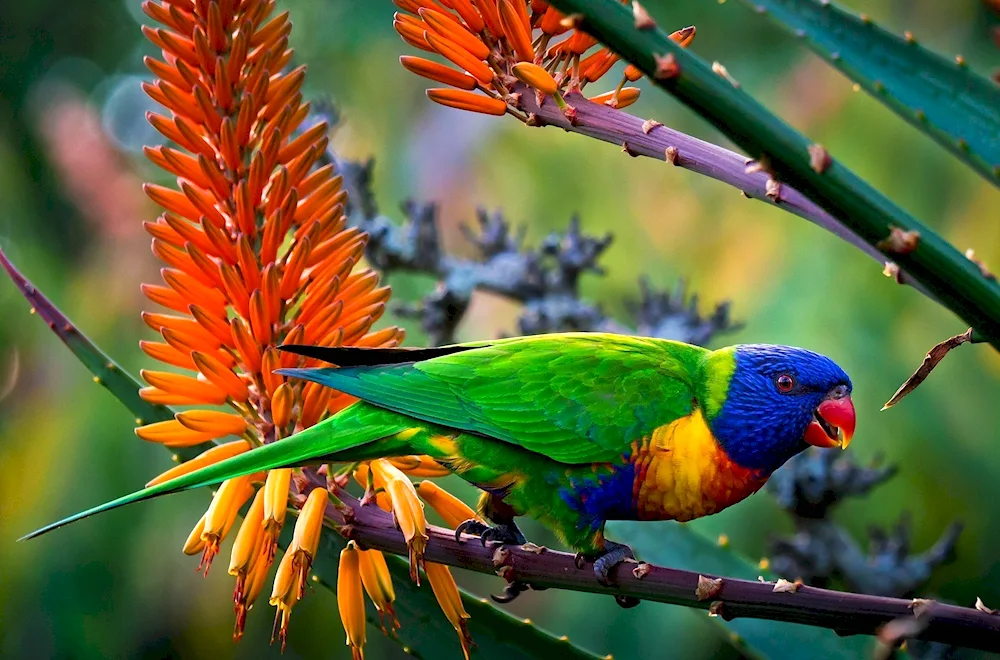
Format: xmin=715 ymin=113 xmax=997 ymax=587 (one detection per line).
xmin=338 ymin=542 xmax=367 ymax=660
xmin=394 ymin=18 xmax=434 ymax=53
xmin=417 ymin=481 xmax=481 ymax=529
xmin=589 ymin=87 xmax=641 ymax=109
xmin=624 ymin=63 xmax=643 ymax=82
xmin=425 ymin=562 xmax=474 ymax=660
xmin=419 ymin=7 xmax=490 ymax=60
xmin=261 ymin=348 xmax=283 ymax=399
xmin=358 ymin=548 xmax=400 ymax=634
xmin=271 ymin=383 xmax=294 ymax=430
xmin=581 ymin=49 xmax=619 ymax=83
xmin=470 ymin=0 xmax=502 ymax=36
xmin=140 ymin=369 xmax=229 ymax=405
xmin=385 ymin=478 xmax=428 ymax=583
xmin=670 ymin=25 xmax=697 ymax=48
xmin=512 ymin=62 xmax=559 ymax=95
xmin=449 ymin=0 xmax=485 ymax=33
xmin=192 ymin=351 xmax=250 ymax=401
xmin=353 ymin=463 xmax=392 ymax=511
xmin=539 ymin=6 xmax=568 ymax=35
xmin=426 ymin=89 xmax=507 ymax=116
xmin=400 ymin=56 xmax=477 ymax=90
xmin=424 ymin=31 xmax=493 ymax=84
xmin=200 ymin=475 xmax=255 ymax=573
xmin=391 ymin=454 xmax=452 ymax=477
xmin=146 ymin=440 xmax=251 ymax=487
xmin=175 ymin=410 xmax=248 ymax=437
xmin=498 ymin=0 xmax=534 ymax=62
xmin=134 ymin=419 xmax=216 ymax=447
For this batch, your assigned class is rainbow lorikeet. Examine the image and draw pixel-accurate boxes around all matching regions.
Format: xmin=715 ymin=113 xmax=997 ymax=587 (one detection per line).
xmin=23 ymin=333 xmax=855 ymax=589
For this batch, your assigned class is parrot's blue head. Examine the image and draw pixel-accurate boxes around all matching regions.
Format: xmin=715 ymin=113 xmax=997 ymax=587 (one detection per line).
xmin=706 ymin=345 xmax=855 ymax=474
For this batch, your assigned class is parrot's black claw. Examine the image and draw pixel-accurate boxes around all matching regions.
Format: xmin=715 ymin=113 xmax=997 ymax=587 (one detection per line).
xmin=454 ymin=519 xmax=489 ymax=544
xmin=593 ymin=541 xmax=636 ymax=586
xmin=455 ymin=519 xmax=527 ymax=547
xmin=491 ymin=581 xmax=529 ymax=603
xmin=615 ymin=595 xmax=641 ymax=609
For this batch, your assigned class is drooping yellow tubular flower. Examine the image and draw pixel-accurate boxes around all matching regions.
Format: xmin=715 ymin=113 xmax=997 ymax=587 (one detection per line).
xmin=417 ymin=481 xmax=481 ymax=529
xmin=269 ymin=487 xmax=328 ymax=650
xmin=339 ymin=542 xmax=367 ymax=660
xmin=372 ymin=460 xmax=428 ymax=583
xmin=358 ymin=548 xmax=400 ymax=634
xmin=425 ymin=562 xmax=475 ymax=660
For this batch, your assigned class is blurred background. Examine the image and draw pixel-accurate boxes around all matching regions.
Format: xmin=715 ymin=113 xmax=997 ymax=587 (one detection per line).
xmin=1 ymin=0 xmax=998 ymax=658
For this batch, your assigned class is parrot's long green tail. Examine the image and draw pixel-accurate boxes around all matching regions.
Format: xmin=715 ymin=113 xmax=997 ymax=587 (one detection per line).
xmin=20 ymin=404 xmax=412 ymax=541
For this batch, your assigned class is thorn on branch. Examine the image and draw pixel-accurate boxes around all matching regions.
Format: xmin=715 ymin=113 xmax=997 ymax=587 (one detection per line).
xmin=654 ymin=53 xmax=680 ymax=80
xmin=632 ymin=1 xmax=655 ymax=29
xmin=877 ymin=225 xmax=921 ymax=254
xmin=882 ymin=328 xmax=974 ymax=410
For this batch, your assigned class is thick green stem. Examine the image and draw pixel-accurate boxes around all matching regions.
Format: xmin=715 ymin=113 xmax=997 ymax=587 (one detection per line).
xmin=546 ymin=0 xmax=1000 ymax=351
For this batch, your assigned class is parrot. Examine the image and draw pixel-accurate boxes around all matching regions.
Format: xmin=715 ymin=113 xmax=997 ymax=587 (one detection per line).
xmin=22 ymin=332 xmax=855 ymax=592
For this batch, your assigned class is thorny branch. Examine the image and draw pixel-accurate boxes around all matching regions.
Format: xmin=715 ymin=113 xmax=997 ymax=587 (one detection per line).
xmin=312 ymin=484 xmax=1000 ymax=654
xmin=512 ymin=86 xmax=932 ymax=300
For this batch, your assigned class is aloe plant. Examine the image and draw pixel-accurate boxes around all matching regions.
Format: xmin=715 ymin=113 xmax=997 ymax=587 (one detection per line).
xmin=731 ymin=0 xmax=1000 ymax=185
xmin=0 ymin=246 xmax=608 ymax=659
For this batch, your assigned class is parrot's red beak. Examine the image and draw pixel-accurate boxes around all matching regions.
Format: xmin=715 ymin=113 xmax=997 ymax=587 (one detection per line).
xmin=804 ymin=387 xmax=855 ymax=450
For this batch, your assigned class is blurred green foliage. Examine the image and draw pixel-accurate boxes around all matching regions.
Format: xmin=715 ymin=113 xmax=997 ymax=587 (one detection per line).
xmin=0 ymin=0 xmax=998 ymax=658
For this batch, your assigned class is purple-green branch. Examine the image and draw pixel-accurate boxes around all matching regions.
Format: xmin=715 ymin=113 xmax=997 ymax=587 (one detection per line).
xmin=325 ymin=487 xmax=1000 ymax=653
xmin=514 ymin=85 xmax=931 ymax=299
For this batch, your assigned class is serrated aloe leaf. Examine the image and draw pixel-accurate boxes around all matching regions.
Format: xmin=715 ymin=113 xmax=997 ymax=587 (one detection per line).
xmin=0 ymin=246 xmax=209 ymax=460
xmin=615 ymin=521 xmax=873 ymax=659
xmin=735 ymin=0 xmax=1000 ymax=185
xmin=308 ymin=525 xmax=603 ymax=660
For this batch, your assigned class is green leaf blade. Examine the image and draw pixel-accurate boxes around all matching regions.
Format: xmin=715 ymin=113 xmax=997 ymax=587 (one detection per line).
xmin=0 ymin=246 xmax=209 ymax=460
xmin=735 ymin=0 xmax=1000 ymax=184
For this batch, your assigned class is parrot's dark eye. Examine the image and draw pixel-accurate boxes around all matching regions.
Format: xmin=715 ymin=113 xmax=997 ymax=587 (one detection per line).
xmin=776 ymin=374 xmax=795 ymax=393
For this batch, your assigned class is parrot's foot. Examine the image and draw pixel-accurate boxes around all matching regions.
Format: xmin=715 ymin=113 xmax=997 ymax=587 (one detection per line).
xmin=454 ymin=519 xmax=527 ymax=547
xmin=583 ymin=541 xmax=641 ymax=609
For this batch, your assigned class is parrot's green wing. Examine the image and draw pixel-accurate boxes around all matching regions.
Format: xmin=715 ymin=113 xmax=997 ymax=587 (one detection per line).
xmin=280 ymin=332 xmax=707 ymax=464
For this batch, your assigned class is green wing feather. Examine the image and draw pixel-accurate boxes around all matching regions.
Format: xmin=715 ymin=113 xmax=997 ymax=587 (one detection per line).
xmin=279 ymin=332 xmax=706 ymax=464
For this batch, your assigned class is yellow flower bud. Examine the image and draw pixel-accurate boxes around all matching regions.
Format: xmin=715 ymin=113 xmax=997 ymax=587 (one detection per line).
xmin=386 ymin=477 xmax=428 ymax=584
xmin=229 ymin=488 xmax=266 ymax=578
xmin=262 ymin=468 xmax=292 ymax=563
xmin=358 ymin=548 xmax=400 ymax=634
xmin=512 ymin=62 xmax=559 ymax=95
xmin=182 ymin=512 xmax=207 ymax=556
xmin=339 ymin=542 xmax=367 ymax=660
xmin=425 ymin=562 xmax=474 ymax=660
xmin=292 ymin=487 xmax=328 ymax=559
xmin=354 ymin=462 xmax=391 ymax=511
xmin=391 ymin=454 xmax=452 ymax=478
xmin=417 ymin=480 xmax=480 ymax=529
